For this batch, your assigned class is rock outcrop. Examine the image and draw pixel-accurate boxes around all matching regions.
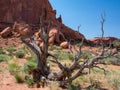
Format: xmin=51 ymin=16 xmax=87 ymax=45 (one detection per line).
xmin=0 ymin=27 xmax=12 ymax=38
xmin=60 ymin=41 xmax=68 ymax=49
xmin=49 ymin=28 xmax=60 ymax=45
xmin=0 ymin=0 xmax=54 ymax=24
xmin=0 ymin=0 xmax=85 ymax=42
xmin=88 ymin=37 xmax=120 ymax=46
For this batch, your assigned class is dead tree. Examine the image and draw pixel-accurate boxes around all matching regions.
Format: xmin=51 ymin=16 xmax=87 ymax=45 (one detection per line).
xmin=21 ymin=19 xmax=51 ymax=81
xmin=21 ymin=14 xmax=120 ymax=87
xmin=47 ymin=14 xmax=120 ymax=85
xmin=77 ymin=25 xmax=81 ymax=33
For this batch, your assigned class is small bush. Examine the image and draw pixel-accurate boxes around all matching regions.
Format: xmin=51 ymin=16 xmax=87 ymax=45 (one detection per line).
xmin=111 ymin=59 xmax=120 ymax=66
xmin=16 ymin=49 xmax=25 ymax=58
xmin=88 ymin=78 xmax=101 ymax=90
xmin=8 ymin=63 xmax=22 ymax=75
xmin=91 ymin=67 xmax=104 ymax=74
xmin=52 ymin=50 xmax=74 ymax=61
xmin=49 ymin=45 xmax=58 ymax=51
xmin=14 ymin=73 xmax=24 ymax=83
xmin=25 ymin=76 xmax=34 ymax=87
xmin=22 ymin=45 xmax=31 ymax=55
xmin=57 ymin=46 xmax=62 ymax=50
xmin=99 ymin=57 xmax=119 ymax=65
xmin=59 ymin=52 xmax=73 ymax=60
xmin=24 ymin=56 xmax=37 ymax=74
xmin=8 ymin=63 xmax=25 ymax=83
xmin=107 ymin=74 xmax=120 ymax=90
xmin=72 ymin=76 xmax=87 ymax=86
xmin=24 ymin=61 xmax=36 ymax=74
xmin=0 ymin=54 xmax=10 ymax=62
xmin=7 ymin=46 xmax=16 ymax=53
xmin=68 ymin=53 xmax=74 ymax=60
xmin=0 ymin=66 xmax=3 ymax=72
xmin=48 ymin=81 xmax=61 ymax=90
xmin=49 ymin=45 xmax=62 ymax=51
xmin=53 ymin=50 xmax=61 ymax=59
xmin=53 ymin=51 xmax=74 ymax=60
xmin=0 ymin=47 xmax=5 ymax=54
xmin=81 ymin=50 xmax=93 ymax=59
xmin=67 ymin=84 xmax=80 ymax=90
xmin=27 ymin=56 xmax=37 ymax=63
xmin=112 ymin=41 xmax=120 ymax=49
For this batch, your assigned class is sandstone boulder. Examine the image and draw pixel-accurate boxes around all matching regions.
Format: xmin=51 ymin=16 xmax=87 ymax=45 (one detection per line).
xmin=49 ymin=28 xmax=60 ymax=45
xmin=12 ymin=22 xmax=34 ymax=37
xmin=60 ymin=41 xmax=68 ymax=49
xmin=0 ymin=27 xmax=12 ymax=38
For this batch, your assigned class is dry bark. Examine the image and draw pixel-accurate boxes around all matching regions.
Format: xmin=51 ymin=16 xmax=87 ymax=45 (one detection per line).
xmin=21 ymin=14 xmax=120 ymax=87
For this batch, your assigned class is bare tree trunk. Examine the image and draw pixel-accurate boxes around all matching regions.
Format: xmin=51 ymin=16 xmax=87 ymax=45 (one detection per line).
xmin=20 ymin=13 xmax=120 ymax=88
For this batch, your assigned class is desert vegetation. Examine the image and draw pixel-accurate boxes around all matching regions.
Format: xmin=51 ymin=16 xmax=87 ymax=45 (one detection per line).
xmin=1 ymin=14 xmax=119 ymax=90
xmin=0 ymin=39 xmax=120 ymax=90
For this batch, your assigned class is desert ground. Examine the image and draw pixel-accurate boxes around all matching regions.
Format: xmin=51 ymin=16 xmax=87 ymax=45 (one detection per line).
xmin=0 ymin=37 xmax=120 ymax=90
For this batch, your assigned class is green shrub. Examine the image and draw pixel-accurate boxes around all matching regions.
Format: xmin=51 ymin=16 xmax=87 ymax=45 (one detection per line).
xmin=14 ymin=73 xmax=24 ymax=83
xmin=49 ymin=45 xmax=62 ymax=51
xmin=24 ymin=61 xmax=37 ymax=74
xmin=110 ymin=59 xmax=120 ymax=66
xmin=88 ymin=77 xmax=101 ymax=90
xmin=67 ymin=84 xmax=80 ymax=90
xmin=52 ymin=50 xmax=61 ymax=59
xmin=7 ymin=46 xmax=16 ymax=53
xmin=8 ymin=63 xmax=24 ymax=83
xmin=8 ymin=63 xmax=22 ymax=75
xmin=91 ymin=67 xmax=104 ymax=74
xmin=53 ymin=51 xmax=74 ymax=60
xmin=27 ymin=56 xmax=37 ymax=63
xmin=0 ymin=66 xmax=3 ymax=72
xmin=112 ymin=41 xmax=120 ymax=49
xmin=107 ymin=74 xmax=120 ymax=89
xmin=24 ymin=56 xmax=37 ymax=74
xmin=16 ymin=49 xmax=25 ymax=58
xmin=99 ymin=57 xmax=119 ymax=65
xmin=59 ymin=52 xmax=72 ymax=60
xmin=0 ymin=54 xmax=10 ymax=62
xmin=21 ymin=45 xmax=31 ymax=54
xmin=0 ymin=47 xmax=5 ymax=54
xmin=48 ymin=81 xmax=60 ymax=90
xmin=25 ymin=76 xmax=34 ymax=87
xmin=57 ymin=46 xmax=62 ymax=50
xmin=49 ymin=45 xmax=58 ymax=51
xmin=68 ymin=53 xmax=74 ymax=60
xmin=81 ymin=50 xmax=93 ymax=59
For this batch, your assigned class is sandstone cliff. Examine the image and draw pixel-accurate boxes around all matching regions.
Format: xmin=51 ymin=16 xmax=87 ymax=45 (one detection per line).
xmin=0 ymin=0 xmax=85 ymax=41
xmin=88 ymin=37 xmax=120 ymax=46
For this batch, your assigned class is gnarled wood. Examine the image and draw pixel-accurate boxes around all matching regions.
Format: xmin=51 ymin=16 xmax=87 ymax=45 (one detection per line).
xmin=21 ymin=13 xmax=120 ymax=88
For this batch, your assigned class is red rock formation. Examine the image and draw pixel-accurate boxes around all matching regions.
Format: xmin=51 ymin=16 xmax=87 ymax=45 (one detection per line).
xmin=88 ymin=37 xmax=120 ymax=46
xmin=0 ymin=0 xmax=55 ymax=24
xmin=49 ymin=28 xmax=60 ymax=45
xmin=61 ymin=24 xmax=85 ymax=42
xmin=60 ymin=41 xmax=68 ymax=49
xmin=0 ymin=27 xmax=12 ymax=38
xmin=0 ymin=0 xmax=85 ymax=41
xmin=12 ymin=22 xmax=34 ymax=37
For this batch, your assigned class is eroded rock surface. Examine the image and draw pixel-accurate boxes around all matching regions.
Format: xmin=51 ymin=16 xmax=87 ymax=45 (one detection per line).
xmin=0 ymin=0 xmax=85 ymax=42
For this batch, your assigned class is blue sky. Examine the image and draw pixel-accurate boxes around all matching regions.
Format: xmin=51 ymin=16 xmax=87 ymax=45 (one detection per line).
xmin=49 ymin=0 xmax=120 ymax=39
